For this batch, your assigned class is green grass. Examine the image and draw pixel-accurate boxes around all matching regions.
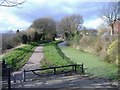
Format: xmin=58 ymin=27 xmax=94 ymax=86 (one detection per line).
xmin=60 ymin=46 xmax=118 ymax=80
xmin=3 ymin=42 xmax=39 ymax=71
xmin=0 ymin=55 xmax=2 ymax=61
xmin=42 ymin=41 xmax=74 ymax=67
xmin=41 ymin=41 xmax=75 ymax=74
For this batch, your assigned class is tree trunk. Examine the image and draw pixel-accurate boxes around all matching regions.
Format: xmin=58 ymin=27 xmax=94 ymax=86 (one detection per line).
xmin=110 ymin=24 xmax=114 ymax=35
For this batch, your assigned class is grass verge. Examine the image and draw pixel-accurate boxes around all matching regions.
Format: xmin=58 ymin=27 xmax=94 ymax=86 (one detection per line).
xmin=3 ymin=42 xmax=39 ymax=71
xmin=40 ymin=41 xmax=76 ymax=74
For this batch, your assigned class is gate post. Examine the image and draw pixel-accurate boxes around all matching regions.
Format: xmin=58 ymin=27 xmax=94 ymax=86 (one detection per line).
xmin=2 ymin=60 xmax=6 ymax=76
xmin=53 ymin=67 xmax=56 ymax=75
xmin=7 ymin=67 xmax=11 ymax=90
xmin=23 ymin=69 xmax=26 ymax=82
xmin=81 ymin=63 xmax=84 ymax=73
xmin=74 ymin=64 xmax=77 ymax=73
xmin=2 ymin=59 xmax=5 ymax=68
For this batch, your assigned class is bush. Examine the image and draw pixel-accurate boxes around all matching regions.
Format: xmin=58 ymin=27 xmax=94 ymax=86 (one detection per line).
xmin=94 ymin=38 xmax=104 ymax=53
xmin=79 ymin=35 xmax=93 ymax=48
xmin=105 ymin=40 xmax=118 ymax=65
xmin=3 ymin=42 xmax=38 ymax=71
xmin=21 ymin=34 xmax=28 ymax=44
xmin=33 ymin=32 xmax=43 ymax=41
xmin=72 ymin=33 xmax=82 ymax=46
xmin=2 ymin=33 xmax=17 ymax=51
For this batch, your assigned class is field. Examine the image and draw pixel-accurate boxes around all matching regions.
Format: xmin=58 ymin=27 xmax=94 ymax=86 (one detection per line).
xmin=3 ymin=42 xmax=39 ymax=71
xmin=60 ymin=46 xmax=118 ymax=80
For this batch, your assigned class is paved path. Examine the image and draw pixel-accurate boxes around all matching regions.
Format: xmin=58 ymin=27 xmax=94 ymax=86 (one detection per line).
xmin=21 ymin=46 xmax=43 ymax=70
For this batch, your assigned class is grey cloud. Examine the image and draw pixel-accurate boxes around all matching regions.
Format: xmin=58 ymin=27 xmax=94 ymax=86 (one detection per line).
xmin=15 ymin=2 xmax=108 ymax=22
xmin=4 ymin=1 xmax=111 ymax=30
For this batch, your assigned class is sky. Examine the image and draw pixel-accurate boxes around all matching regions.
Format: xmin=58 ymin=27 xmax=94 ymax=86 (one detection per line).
xmin=0 ymin=0 xmax=118 ymax=33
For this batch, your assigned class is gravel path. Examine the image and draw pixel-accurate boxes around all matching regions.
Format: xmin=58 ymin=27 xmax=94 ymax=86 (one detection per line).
xmin=21 ymin=46 xmax=43 ymax=70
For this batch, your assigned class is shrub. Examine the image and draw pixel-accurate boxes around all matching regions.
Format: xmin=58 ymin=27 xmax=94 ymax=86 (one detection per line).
xmin=70 ymin=33 xmax=118 ymax=65
xmin=3 ymin=42 xmax=38 ymax=71
xmin=94 ymin=38 xmax=104 ymax=53
xmin=105 ymin=40 xmax=118 ymax=65
xmin=79 ymin=35 xmax=93 ymax=47
xmin=21 ymin=34 xmax=28 ymax=44
xmin=72 ymin=33 xmax=82 ymax=45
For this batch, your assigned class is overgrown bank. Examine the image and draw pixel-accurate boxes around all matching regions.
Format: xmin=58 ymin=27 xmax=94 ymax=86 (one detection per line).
xmin=68 ymin=33 xmax=119 ymax=66
xmin=3 ymin=42 xmax=40 ymax=71
xmin=64 ymin=33 xmax=119 ymax=80
xmin=59 ymin=46 xmax=118 ymax=80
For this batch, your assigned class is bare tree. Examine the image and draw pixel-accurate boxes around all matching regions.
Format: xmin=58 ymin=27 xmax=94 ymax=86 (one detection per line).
xmin=59 ymin=14 xmax=83 ymax=39
xmin=0 ymin=0 xmax=26 ymax=7
xmin=97 ymin=23 xmax=110 ymax=35
xmin=101 ymin=2 xmax=119 ymax=35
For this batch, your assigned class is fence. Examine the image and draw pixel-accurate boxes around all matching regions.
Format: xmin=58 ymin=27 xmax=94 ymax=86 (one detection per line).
xmin=1 ymin=60 xmax=84 ymax=89
xmin=23 ymin=63 xmax=84 ymax=81
xmin=2 ymin=60 xmax=11 ymax=90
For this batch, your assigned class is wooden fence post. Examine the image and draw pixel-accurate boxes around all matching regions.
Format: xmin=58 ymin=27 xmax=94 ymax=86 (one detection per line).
xmin=53 ymin=67 xmax=56 ymax=75
xmin=23 ymin=69 xmax=26 ymax=82
xmin=74 ymin=64 xmax=77 ymax=73
xmin=81 ymin=63 xmax=84 ymax=73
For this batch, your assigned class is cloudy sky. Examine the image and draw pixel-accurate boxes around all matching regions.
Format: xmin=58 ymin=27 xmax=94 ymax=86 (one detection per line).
xmin=0 ymin=0 xmax=118 ymax=32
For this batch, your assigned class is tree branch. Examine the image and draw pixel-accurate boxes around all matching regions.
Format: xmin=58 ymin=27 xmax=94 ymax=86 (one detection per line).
xmin=0 ymin=0 xmax=26 ymax=7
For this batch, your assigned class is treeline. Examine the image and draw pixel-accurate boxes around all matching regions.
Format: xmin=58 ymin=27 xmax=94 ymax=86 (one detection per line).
xmin=2 ymin=14 xmax=83 ymax=53
xmin=2 ymin=17 xmax=56 ymax=52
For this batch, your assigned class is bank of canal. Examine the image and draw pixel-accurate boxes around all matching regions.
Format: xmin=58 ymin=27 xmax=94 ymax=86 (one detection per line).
xmin=59 ymin=45 xmax=118 ymax=80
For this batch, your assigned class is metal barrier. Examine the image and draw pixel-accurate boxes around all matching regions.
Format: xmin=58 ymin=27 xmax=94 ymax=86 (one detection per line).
xmin=23 ymin=63 xmax=84 ymax=81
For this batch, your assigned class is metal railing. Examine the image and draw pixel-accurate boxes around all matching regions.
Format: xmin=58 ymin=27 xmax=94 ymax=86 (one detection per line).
xmin=23 ymin=63 xmax=84 ymax=81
